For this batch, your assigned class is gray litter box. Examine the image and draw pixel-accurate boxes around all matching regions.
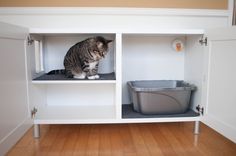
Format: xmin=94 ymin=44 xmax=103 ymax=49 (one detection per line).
xmin=127 ymin=80 xmax=196 ymax=115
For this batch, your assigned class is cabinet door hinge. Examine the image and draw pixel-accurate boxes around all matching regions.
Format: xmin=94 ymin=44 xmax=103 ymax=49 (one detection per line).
xmin=196 ymin=105 xmax=204 ymax=115
xmin=199 ymin=36 xmax=208 ymax=46
xmin=27 ymin=35 xmax=34 ymax=45
xmin=31 ymin=107 xmax=38 ymax=118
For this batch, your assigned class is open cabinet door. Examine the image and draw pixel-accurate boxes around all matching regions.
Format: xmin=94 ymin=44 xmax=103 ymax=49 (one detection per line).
xmin=202 ymin=27 xmax=236 ymax=143
xmin=0 ymin=22 xmax=31 ymax=155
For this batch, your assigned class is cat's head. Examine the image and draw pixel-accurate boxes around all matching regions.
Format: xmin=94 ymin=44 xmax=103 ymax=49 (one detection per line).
xmin=95 ymin=36 xmax=113 ymax=58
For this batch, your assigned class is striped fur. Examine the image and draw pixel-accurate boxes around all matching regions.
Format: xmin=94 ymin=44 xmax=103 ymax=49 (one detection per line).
xmin=63 ymin=36 xmax=112 ymax=79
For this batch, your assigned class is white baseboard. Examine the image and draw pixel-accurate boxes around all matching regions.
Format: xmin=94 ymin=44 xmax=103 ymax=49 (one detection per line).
xmin=0 ymin=118 xmax=32 ymax=156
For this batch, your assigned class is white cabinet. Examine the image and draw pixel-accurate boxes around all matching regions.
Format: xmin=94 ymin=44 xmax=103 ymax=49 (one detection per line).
xmin=201 ymin=27 xmax=236 ymax=143
xmin=27 ymin=30 xmax=204 ymax=127
xmin=0 ymin=22 xmax=31 ymax=155
xmin=1 ymin=21 xmax=236 ymax=155
xmin=28 ymin=33 xmax=119 ymax=125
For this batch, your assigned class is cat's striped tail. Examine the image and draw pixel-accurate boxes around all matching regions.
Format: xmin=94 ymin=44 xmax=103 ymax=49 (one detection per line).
xmin=47 ymin=69 xmax=65 ymax=75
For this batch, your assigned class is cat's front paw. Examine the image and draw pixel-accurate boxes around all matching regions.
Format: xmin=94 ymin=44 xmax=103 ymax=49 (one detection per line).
xmin=87 ymin=75 xmax=100 ymax=80
xmin=87 ymin=75 xmax=96 ymax=80
xmin=73 ymin=72 xmax=86 ymax=79
xmin=94 ymin=75 xmax=100 ymax=79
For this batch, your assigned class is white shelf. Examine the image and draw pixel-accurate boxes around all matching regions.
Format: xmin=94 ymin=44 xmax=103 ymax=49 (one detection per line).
xmin=120 ymin=116 xmax=200 ymax=123
xmin=30 ymin=28 xmax=117 ymax=34
xmin=122 ymin=29 xmax=204 ymax=35
xmin=32 ymin=72 xmax=116 ymax=84
xmin=29 ymin=28 xmax=204 ymax=35
xmin=34 ymin=105 xmax=200 ymax=124
xmin=32 ymin=80 xmax=116 ymax=84
xmin=34 ymin=105 xmax=116 ymax=124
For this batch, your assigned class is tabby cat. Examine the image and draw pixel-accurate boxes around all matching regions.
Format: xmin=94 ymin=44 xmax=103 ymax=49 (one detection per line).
xmin=63 ymin=36 xmax=112 ymax=79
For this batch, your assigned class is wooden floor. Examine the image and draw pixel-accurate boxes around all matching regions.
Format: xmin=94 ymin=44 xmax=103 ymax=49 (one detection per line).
xmin=7 ymin=122 xmax=236 ymax=156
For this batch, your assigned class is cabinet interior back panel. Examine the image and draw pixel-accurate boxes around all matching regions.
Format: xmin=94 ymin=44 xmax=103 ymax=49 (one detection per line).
xmin=122 ymin=35 xmax=185 ymax=104
xmin=45 ymin=84 xmax=115 ymax=106
xmin=42 ymin=34 xmax=115 ymax=73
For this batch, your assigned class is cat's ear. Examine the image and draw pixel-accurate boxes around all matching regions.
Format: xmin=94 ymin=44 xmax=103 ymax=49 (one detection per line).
xmin=106 ymin=40 xmax=113 ymax=44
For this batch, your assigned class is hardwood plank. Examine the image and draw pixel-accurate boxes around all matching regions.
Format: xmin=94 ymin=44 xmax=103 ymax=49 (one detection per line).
xmin=167 ymin=123 xmax=204 ymax=156
xmin=99 ymin=125 xmax=112 ymax=156
xmin=149 ymin=123 xmax=178 ymax=155
xmin=72 ymin=125 xmax=90 ymax=156
xmin=129 ymin=124 xmax=150 ymax=156
xmin=60 ymin=125 xmax=79 ymax=156
xmin=86 ymin=125 xmax=100 ymax=156
xmin=138 ymin=124 xmax=164 ymax=156
xmin=47 ymin=125 xmax=70 ymax=156
xmin=110 ymin=124 xmax=124 ymax=156
xmin=119 ymin=124 xmax=137 ymax=156
xmin=6 ymin=122 xmax=236 ymax=156
xmin=158 ymin=123 xmax=192 ymax=156
xmin=39 ymin=125 xmax=61 ymax=147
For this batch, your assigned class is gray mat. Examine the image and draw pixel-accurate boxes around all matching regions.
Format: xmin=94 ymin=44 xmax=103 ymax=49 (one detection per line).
xmin=34 ymin=72 xmax=116 ymax=81
xmin=122 ymin=104 xmax=199 ymax=118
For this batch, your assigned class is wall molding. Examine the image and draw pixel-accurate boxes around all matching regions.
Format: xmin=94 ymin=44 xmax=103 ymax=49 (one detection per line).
xmin=0 ymin=7 xmax=230 ymax=17
xmin=0 ymin=7 xmax=231 ymax=32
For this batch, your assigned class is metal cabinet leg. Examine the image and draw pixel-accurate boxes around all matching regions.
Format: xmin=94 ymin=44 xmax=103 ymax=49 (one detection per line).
xmin=194 ymin=121 xmax=200 ymax=134
xmin=33 ymin=124 xmax=40 ymax=138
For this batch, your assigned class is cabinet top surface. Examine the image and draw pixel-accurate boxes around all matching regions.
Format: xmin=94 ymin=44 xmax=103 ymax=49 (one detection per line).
xmin=29 ymin=28 xmax=204 ymax=35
